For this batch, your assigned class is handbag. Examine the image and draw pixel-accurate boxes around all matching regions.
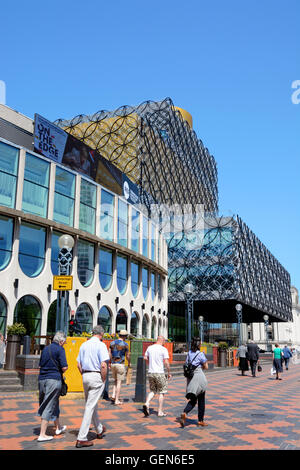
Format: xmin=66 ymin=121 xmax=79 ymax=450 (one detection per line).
xmin=257 ymin=363 xmax=262 ymax=372
xmin=183 ymin=352 xmax=200 ymax=379
xmin=48 ymin=344 xmax=68 ymax=396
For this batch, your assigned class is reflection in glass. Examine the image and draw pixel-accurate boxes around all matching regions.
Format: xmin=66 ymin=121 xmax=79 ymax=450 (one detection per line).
xmin=116 ymin=309 xmax=127 ymax=332
xmin=22 ymin=153 xmax=50 ymax=217
xmin=0 ymin=216 xmax=13 ymax=271
xmin=77 ymin=239 xmax=94 ymax=287
xmin=79 ymin=179 xmax=96 ymax=234
xmin=0 ymin=141 xmax=19 ymax=208
xmin=98 ymin=305 xmax=112 ymax=333
xmin=99 ymin=248 xmax=113 ymax=290
xmin=76 ymin=303 xmax=93 ymax=333
xmin=0 ymin=295 xmax=7 ymax=335
xmin=131 ymin=208 xmax=140 ymax=252
xmin=142 ymin=315 xmax=149 ymax=337
xmin=142 ymin=217 xmax=148 ymax=257
xmin=142 ymin=267 xmax=149 ymax=300
xmin=14 ymin=295 xmax=41 ymax=337
xmin=130 ymin=312 xmax=139 ymax=336
xmin=53 ymin=167 xmax=75 ymax=226
xmin=100 ymin=189 xmax=114 ymax=241
xmin=19 ymin=222 xmax=46 ymax=277
xmin=117 ymin=199 xmax=128 ymax=247
xmin=117 ymin=254 xmax=128 ymax=294
xmin=131 ymin=262 xmax=139 ymax=298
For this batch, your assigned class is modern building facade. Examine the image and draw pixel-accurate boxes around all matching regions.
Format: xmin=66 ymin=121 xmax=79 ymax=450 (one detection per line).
xmin=0 ymin=104 xmax=168 ymax=339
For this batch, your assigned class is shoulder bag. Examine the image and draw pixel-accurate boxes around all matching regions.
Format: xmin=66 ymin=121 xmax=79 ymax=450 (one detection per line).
xmin=48 ymin=344 xmax=68 ymax=396
xmin=183 ymin=352 xmax=200 ymax=379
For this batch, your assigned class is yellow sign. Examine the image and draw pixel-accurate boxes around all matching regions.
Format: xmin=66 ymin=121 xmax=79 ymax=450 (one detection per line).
xmin=53 ymin=275 xmax=73 ymax=291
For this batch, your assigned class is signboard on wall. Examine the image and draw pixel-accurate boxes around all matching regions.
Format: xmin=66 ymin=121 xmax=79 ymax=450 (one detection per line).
xmin=34 ymin=113 xmax=140 ymax=201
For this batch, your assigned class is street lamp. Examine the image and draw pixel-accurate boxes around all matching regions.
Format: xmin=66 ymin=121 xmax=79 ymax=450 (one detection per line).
xmin=55 ymin=234 xmax=74 ymax=335
xmin=199 ymin=316 xmax=204 ymax=344
xmin=184 ymin=283 xmax=195 ymax=350
xmin=263 ymin=314 xmax=269 ymax=352
xmin=235 ymin=303 xmax=243 ymax=346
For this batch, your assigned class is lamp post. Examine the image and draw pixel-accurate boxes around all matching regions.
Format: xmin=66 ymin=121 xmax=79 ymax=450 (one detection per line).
xmin=235 ymin=303 xmax=243 ymax=346
xmin=184 ymin=283 xmax=195 ymax=350
xmin=55 ymin=234 xmax=74 ymax=335
xmin=263 ymin=314 xmax=269 ymax=352
xmin=199 ymin=316 xmax=204 ymax=344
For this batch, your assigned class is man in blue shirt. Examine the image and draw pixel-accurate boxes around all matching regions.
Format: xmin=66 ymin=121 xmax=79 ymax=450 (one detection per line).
xmin=109 ymin=330 xmax=131 ymax=405
xmin=282 ymin=345 xmax=293 ymax=370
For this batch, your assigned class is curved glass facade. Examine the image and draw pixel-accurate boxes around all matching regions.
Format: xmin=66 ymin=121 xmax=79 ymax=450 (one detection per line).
xmin=142 ymin=267 xmax=149 ymax=300
xmin=99 ymin=248 xmax=113 ymax=291
xmin=0 ymin=294 xmax=7 ymax=334
xmin=0 ymin=216 xmax=13 ymax=271
xmin=98 ymin=306 xmax=112 ymax=333
xmin=131 ymin=261 xmax=139 ymax=298
xmin=14 ymin=295 xmax=41 ymax=337
xmin=77 ymin=239 xmax=95 ymax=287
xmin=117 ymin=254 xmax=128 ymax=294
xmin=19 ymin=222 xmax=46 ymax=277
xmin=76 ymin=303 xmax=93 ymax=333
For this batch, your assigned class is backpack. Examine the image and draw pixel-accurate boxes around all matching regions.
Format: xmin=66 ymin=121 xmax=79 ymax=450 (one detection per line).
xmin=183 ymin=352 xmax=200 ymax=379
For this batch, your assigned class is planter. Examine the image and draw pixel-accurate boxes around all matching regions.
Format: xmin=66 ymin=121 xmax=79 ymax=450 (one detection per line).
xmin=4 ymin=335 xmax=21 ymax=370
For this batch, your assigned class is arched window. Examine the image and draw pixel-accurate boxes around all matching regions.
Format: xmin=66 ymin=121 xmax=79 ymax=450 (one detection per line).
xmin=158 ymin=318 xmax=162 ymax=336
xmin=47 ymin=300 xmax=57 ymax=336
xmin=116 ymin=309 xmax=127 ymax=333
xmin=13 ymin=295 xmax=41 ymax=337
xmin=19 ymin=222 xmax=46 ymax=277
xmin=142 ymin=314 xmax=149 ymax=338
xmin=117 ymin=254 xmax=128 ymax=294
xmin=77 ymin=239 xmax=95 ymax=287
xmin=0 ymin=216 xmax=13 ymax=271
xmin=76 ymin=303 xmax=93 ymax=334
xmin=98 ymin=306 xmax=112 ymax=333
xmin=0 ymin=294 xmax=7 ymax=335
xmin=99 ymin=247 xmax=113 ymax=291
xmin=130 ymin=311 xmax=139 ymax=337
xmin=151 ymin=316 xmax=157 ymax=340
xmin=131 ymin=262 xmax=139 ymax=298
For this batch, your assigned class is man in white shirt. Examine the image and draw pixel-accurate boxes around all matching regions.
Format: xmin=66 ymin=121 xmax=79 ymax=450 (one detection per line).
xmin=76 ymin=325 xmax=109 ymax=448
xmin=143 ymin=335 xmax=171 ymax=417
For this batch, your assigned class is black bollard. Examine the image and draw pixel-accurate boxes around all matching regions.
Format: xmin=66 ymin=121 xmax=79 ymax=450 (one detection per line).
xmin=23 ymin=336 xmax=31 ymax=355
xmin=134 ymin=356 xmax=146 ymax=403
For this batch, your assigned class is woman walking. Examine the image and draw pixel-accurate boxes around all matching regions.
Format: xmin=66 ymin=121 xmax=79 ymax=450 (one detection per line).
xmin=236 ymin=343 xmax=249 ymax=376
xmin=37 ymin=331 xmax=68 ymax=441
xmin=273 ymin=343 xmax=283 ymax=380
xmin=180 ymin=337 xmax=208 ymax=428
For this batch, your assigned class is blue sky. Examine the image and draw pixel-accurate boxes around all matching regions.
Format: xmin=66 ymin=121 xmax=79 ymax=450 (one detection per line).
xmin=1 ymin=0 xmax=299 ymax=289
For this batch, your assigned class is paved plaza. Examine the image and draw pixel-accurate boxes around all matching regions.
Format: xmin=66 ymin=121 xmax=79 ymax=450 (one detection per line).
xmin=1 ymin=361 xmax=300 ymax=452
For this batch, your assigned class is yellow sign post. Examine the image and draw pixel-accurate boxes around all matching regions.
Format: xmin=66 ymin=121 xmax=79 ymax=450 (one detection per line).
xmin=53 ymin=275 xmax=73 ymax=291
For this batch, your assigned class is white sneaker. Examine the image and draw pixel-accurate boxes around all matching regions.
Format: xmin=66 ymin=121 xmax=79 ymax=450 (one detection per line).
xmin=55 ymin=425 xmax=67 ymax=435
xmin=37 ymin=435 xmax=53 ymax=442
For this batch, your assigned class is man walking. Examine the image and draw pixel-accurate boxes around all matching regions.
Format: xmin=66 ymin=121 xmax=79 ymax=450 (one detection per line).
xmin=143 ymin=335 xmax=171 ymax=417
xmin=109 ymin=330 xmax=131 ymax=405
xmin=247 ymin=340 xmax=260 ymax=377
xmin=282 ymin=345 xmax=293 ymax=370
xmin=76 ymin=325 xmax=109 ymax=448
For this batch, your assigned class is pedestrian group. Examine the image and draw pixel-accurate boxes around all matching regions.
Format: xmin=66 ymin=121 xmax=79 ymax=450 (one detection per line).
xmin=36 ymin=327 xmax=294 ymax=447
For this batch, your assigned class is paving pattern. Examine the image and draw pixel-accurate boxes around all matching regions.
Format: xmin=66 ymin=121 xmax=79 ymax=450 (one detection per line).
xmin=1 ymin=362 xmax=300 ymax=451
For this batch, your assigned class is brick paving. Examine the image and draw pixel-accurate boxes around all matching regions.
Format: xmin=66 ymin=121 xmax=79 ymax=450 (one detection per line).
xmin=0 ymin=361 xmax=300 ymax=451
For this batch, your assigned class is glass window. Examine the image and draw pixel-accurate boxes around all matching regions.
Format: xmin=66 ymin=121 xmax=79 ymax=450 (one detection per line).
xmin=117 ymin=254 xmax=128 ymax=294
xmin=47 ymin=300 xmax=57 ymax=336
xmin=22 ymin=153 xmax=50 ymax=217
xmin=130 ymin=312 xmax=139 ymax=337
xmin=98 ymin=306 xmax=112 ymax=333
xmin=79 ymin=179 xmax=96 ymax=234
xmin=131 ymin=261 xmax=139 ymax=298
xmin=142 ymin=267 xmax=149 ymax=300
xmin=142 ymin=216 xmax=148 ymax=258
xmin=76 ymin=303 xmax=93 ymax=334
xmin=99 ymin=247 xmax=113 ymax=291
xmin=116 ymin=309 xmax=127 ymax=333
xmin=14 ymin=295 xmax=41 ymax=337
xmin=51 ymin=230 xmax=63 ymax=275
xmin=151 ymin=317 xmax=157 ymax=340
xmin=131 ymin=208 xmax=140 ymax=252
xmin=158 ymin=275 xmax=162 ymax=300
xmin=19 ymin=222 xmax=46 ymax=277
xmin=0 ymin=141 xmax=19 ymax=208
xmin=142 ymin=314 xmax=149 ymax=337
xmin=53 ymin=166 xmax=75 ymax=226
xmin=151 ymin=224 xmax=156 ymax=262
xmin=100 ymin=189 xmax=114 ymax=241
xmin=117 ymin=199 xmax=128 ymax=247
xmin=0 ymin=294 xmax=7 ymax=335
xmin=77 ymin=239 xmax=95 ymax=287
xmin=151 ymin=272 xmax=156 ymax=300
xmin=0 ymin=215 xmax=13 ymax=271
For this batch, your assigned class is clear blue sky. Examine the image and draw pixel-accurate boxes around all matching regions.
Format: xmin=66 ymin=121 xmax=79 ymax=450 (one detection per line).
xmin=1 ymin=0 xmax=299 ymax=289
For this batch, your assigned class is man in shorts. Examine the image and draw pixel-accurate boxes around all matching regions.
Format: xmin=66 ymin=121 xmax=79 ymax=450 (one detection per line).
xmin=143 ymin=335 xmax=171 ymax=417
xmin=109 ymin=330 xmax=131 ymax=405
